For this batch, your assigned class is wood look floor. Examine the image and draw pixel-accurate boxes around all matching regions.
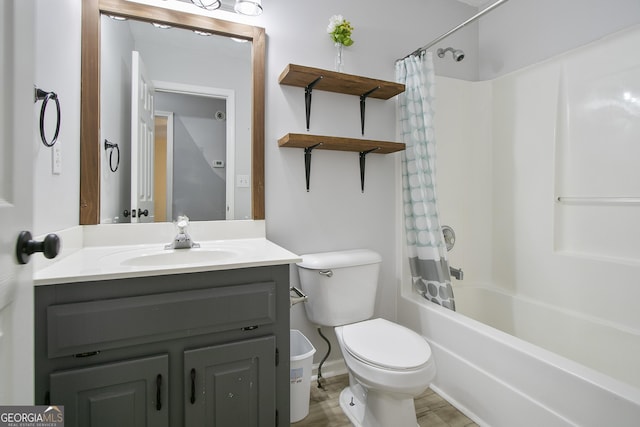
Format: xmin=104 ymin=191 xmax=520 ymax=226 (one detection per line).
xmin=292 ymin=374 xmax=478 ymax=427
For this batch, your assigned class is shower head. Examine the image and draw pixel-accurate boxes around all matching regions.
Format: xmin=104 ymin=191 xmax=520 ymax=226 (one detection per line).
xmin=437 ymin=47 xmax=465 ymax=62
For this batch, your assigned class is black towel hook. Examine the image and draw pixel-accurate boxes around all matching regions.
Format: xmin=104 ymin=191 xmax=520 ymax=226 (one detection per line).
xmin=34 ymin=86 xmax=61 ymax=147
xmin=104 ymin=139 xmax=120 ymax=172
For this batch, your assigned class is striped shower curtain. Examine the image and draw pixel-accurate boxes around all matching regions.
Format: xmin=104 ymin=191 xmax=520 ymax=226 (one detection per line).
xmin=396 ymin=52 xmax=455 ymax=311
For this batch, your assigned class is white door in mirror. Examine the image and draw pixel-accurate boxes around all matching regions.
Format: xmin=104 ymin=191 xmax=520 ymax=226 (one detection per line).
xmin=131 ymin=50 xmax=155 ymax=223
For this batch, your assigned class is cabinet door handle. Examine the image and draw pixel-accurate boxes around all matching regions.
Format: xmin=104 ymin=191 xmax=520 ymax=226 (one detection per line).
xmin=156 ymin=374 xmax=162 ymax=411
xmin=190 ymin=368 xmax=196 ymax=404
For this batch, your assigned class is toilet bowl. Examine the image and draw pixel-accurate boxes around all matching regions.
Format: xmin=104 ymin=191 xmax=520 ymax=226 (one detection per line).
xmin=296 ymin=250 xmax=437 ymax=427
xmin=336 ymin=318 xmax=435 ymax=427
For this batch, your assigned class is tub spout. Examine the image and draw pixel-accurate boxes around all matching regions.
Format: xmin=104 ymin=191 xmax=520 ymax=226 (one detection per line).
xmin=450 ymin=266 xmax=463 ymax=280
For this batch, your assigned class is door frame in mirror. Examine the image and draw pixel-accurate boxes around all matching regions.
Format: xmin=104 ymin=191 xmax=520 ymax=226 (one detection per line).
xmin=80 ymin=0 xmax=265 ymax=224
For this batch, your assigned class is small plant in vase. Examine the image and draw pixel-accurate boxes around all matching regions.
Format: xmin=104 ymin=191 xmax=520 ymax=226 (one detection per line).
xmin=327 ymin=15 xmax=354 ymax=72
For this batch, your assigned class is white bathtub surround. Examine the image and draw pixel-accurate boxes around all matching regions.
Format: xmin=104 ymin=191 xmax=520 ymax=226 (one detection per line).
xmin=396 ymin=52 xmax=455 ymax=310
xmin=455 ymin=286 xmax=640 ymax=390
xmin=407 ymin=23 xmax=640 ymax=427
xmin=398 ymin=290 xmax=640 ymax=427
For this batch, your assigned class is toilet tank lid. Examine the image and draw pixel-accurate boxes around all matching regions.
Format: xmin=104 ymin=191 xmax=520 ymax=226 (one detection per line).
xmin=297 ymin=249 xmax=382 ymax=270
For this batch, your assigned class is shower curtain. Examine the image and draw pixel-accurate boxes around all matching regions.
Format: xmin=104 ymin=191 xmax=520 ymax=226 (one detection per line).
xmin=396 ymin=52 xmax=455 ymax=311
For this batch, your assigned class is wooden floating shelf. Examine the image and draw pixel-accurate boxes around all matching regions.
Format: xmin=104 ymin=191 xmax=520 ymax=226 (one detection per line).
xmin=278 ymin=65 xmax=405 ymax=191
xmin=279 ymin=64 xmax=406 ymax=133
xmin=278 ymin=133 xmax=405 ymax=154
xmin=278 ymin=133 xmax=405 ymax=192
xmin=278 ymin=64 xmax=405 ymax=99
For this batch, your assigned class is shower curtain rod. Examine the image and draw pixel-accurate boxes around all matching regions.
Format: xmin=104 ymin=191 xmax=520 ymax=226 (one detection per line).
xmin=398 ymin=0 xmax=511 ymax=61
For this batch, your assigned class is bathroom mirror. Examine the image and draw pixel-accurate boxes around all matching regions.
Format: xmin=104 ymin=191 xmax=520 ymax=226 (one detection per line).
xmin=80 ymin=0 xmax=265 ymax=224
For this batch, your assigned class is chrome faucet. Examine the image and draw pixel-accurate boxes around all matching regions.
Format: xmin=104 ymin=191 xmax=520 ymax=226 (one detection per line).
xmin=165 ymin=216 xmax=200 ymax=250
xmin=449 ymin=266 xmax=464 ymax=280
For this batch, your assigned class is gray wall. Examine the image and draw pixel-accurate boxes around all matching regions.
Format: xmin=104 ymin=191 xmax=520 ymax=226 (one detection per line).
xmin=33 ymin=0 xmax=81 ymax=233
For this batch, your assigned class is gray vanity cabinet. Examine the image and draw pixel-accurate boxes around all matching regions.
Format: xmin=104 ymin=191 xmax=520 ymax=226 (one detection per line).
xmin=184 ymin=336 xmax=275 ymax=426
xmin=35 ymin=265 xmax=291 ymax=427
xmin=49 ymin=354 xmax=169 ymax=427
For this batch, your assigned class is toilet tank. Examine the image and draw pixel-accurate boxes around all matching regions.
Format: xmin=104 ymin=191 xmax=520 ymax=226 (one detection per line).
xmin=296 ymin=249 xmax=382 ymax=327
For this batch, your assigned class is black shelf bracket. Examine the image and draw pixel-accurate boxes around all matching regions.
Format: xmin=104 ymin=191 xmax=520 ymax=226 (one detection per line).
xmin=359 ymin=147 xmax=380 ymax=192
xmin=359 ymin=86 xmax=380 ymax=135
xmin=304 ymin=76 xmax=324 ymax=130
xmin=304 ymin=142 xmax=323 ymax=191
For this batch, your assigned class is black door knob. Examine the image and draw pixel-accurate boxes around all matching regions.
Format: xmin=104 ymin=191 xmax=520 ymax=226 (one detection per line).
xmin=16 ymin=231 xmax=60 ymax=265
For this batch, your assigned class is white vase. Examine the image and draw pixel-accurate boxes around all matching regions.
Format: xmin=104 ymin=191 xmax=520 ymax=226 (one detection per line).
xmin=335 ymin=42 xmax=344 ymax=72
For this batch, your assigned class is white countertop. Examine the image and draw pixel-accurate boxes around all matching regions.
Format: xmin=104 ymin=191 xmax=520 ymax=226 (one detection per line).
xmin=34 ymin=221 xmax=301 ymax=286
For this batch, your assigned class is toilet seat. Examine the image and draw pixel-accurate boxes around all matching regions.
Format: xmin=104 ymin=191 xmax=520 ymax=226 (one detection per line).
xmin=341 ymin=318 xmax=432 ymax=370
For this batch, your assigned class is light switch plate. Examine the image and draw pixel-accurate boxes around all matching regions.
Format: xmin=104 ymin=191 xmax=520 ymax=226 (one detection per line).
xmin=237 ymin=175 xmax=250 ymax=188
xmin=52 ymin=144 xmax=62 ymax=175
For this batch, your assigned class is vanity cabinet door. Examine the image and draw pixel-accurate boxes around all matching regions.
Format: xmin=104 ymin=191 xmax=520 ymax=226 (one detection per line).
xmin=184 ymin=336 xmax=276 ymax=426
xmin=50 ymin=354 xmax=169 ymax=427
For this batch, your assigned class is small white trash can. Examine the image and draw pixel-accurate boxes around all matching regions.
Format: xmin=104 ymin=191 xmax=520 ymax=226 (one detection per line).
xmin=290 ymin=329 xmax=316 ymax=423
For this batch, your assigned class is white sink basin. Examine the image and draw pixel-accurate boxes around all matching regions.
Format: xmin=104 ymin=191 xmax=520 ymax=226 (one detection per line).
xmin=120 ymin=249 xmax=239 ymax=267
xmin=33 ymin=230 xmax=303 ymax=286
xmin=100 ymin=246 xmax=242 ymax=268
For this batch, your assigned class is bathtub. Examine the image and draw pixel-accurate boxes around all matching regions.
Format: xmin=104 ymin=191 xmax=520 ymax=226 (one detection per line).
xmin=397 ymin=285 xmax=640 ymax=426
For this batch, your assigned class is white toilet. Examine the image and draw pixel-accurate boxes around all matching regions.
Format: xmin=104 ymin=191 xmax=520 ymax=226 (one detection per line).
xmin=297 ymin=249 xmax=436 ymax=427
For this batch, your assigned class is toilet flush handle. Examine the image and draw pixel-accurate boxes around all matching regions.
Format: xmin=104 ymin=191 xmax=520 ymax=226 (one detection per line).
xmin=319 ymin=270 xmax=333 ymax=278
xmin=290 ymin=287 xmax=308 ymax=307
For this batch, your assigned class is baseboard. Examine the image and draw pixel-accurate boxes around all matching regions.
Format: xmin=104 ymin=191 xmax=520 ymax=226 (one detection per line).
xmin=311 ymin=358 xmax=347 ymax=381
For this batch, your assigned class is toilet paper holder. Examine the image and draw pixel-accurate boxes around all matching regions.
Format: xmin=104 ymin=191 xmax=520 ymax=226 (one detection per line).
xmin=290 ymin=286 xmax=308 ymax=307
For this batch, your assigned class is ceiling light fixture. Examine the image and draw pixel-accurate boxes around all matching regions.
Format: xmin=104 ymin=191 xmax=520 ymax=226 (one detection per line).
xmin=234 ymin=0 xmax=263 ymax=16
xmin=190 ymin=0 xmax=221 ymax=11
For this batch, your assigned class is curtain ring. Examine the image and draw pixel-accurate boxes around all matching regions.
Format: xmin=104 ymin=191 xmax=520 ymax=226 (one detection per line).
xmin=34 ymin=88 xmax=61 ymax=147
xmin=104 ymin=139 xmax=120 ymax=172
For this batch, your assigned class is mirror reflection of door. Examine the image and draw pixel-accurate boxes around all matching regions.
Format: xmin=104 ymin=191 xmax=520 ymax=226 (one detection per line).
xmin=131 ymin=50 xmax=155 ymax=223
xmin=99 ymin=15 xmax=251 ymax=224
xmin=131 ymin=55 xmax=233 ymax=224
